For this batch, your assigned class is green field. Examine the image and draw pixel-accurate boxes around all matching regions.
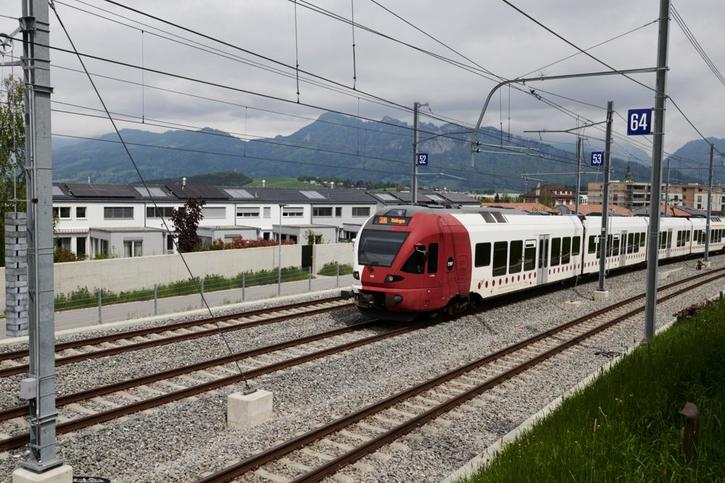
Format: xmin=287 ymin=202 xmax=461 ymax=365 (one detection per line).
xmin=468 ymin=299 xmax=725 ymax=482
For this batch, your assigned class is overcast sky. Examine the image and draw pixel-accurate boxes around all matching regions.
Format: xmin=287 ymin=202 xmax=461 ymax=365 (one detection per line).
xmin=1 ymin=0 xmax=723 ymax=162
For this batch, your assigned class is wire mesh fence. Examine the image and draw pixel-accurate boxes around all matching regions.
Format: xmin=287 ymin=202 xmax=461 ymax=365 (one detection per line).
xmin=52 ymin=264 xmax=353 ymax=324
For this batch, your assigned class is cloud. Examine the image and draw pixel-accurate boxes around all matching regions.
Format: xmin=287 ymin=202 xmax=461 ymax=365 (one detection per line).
xmin=1 ymin=0 xmax=723 ymax=155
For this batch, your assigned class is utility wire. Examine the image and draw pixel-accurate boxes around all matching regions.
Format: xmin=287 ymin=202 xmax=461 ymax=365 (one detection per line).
xmin=671 ymin=4 xmax=725 ymax=87
xmin=49 ymin=2 xmax=250 ymax=382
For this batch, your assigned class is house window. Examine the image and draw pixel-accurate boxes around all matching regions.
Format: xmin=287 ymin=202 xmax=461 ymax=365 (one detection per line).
xmin=335 ymin=207 xmax=342 ymax=217
xmin=312 ymin=207 xmax=333 ymax=217
xmin=283 ymin=207 xmax=304 ymax=217
xmin=55 ymin=237 xmax=71 ymax=250
xmin=104 ymin=206 xmax=134 ymax=219
xmin=75 ymin=207 xmax=86 ymax=219
xmin=146 ymin=207 xmax=175 ymax=218
xmin=263 ymin=207 xmax=271 ymax=219
xmin=236 ymin=207 xmax=260 ymax=218
xmin=202 ymin=207 xmax=226 ymax=219
xmin=352 ymin=207 xmax=371 ymax=217
xmin=123 ymin=240 xmax=143 ymax=258
xmin=53 ymin=207 xmax=71 ymax=219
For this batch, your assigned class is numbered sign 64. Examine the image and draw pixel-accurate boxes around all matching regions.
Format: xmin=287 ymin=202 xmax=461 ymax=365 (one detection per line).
xmin=627 ymin=108 xmax=653 ymax=135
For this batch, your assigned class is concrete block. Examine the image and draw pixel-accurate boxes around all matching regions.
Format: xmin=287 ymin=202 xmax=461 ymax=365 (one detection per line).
xmin=12 ymin=465 xmax=73 ymax=483
xmin=227 ymin=389 xmax=273 ymax=429
xmin=593 ymin=290 xmax=609 ymax=301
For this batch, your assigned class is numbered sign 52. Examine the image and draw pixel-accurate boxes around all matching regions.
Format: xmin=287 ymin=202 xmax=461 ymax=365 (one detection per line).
xmin=627 ymin=108 xmax=653 ymax=135
xmin=591 ymin=152 xmax=604 ymax=166
xmin=416 ymin=153 xmax=429 ymax=166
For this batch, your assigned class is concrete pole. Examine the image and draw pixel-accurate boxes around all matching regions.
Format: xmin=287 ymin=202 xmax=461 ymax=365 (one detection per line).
xmin=704 ymin=143 xmax=714 ymax=262
xmin=411 ymin=101 xmax=419 ymax=205
xmin=20 ymin=0 xmax=62 ymax=471
xmin=597 ymin=101 xmax=614 ymax=293
xmin=277 ymin=204 xmax=283 ymax=297
xmin=644 ymin=0 xmax=671 ymax=342
xmin=575 ymin=136 xmax=582 ymax=215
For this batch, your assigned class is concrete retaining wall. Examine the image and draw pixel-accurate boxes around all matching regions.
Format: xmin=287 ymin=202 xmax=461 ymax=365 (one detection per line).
xmin=312 ymin=243 xmax=354 ymax=273
xmin=0 ymin=243 xmax=356 ymax=310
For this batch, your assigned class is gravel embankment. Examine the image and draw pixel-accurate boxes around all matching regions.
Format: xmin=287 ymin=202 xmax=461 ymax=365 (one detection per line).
xmin=0 ymin=255 xmax=723 ymax=482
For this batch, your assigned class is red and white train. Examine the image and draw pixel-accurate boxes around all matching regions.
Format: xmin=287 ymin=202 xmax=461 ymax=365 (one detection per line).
xmin=351 ymin=206 xmax=725 ymax=315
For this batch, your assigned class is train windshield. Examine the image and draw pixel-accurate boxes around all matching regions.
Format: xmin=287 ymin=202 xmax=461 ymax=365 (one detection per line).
xmin=358 ymin=230 xmax=408 ymax=267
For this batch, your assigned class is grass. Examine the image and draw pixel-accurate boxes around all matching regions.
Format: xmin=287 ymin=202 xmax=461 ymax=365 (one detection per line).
xmin=54 ymin=266 xmax=311 ymax=311
xmin=317 ymin=262 xmax=353 ymax=276
xmin=468 ymin=299 xmax=725 ymax=483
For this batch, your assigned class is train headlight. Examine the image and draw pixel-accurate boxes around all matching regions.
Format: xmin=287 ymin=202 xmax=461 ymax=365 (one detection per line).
xmin=353 ymin=271 xmax=360 ymax=280
xmin=385 ymin=274 xmax=404 ymax=283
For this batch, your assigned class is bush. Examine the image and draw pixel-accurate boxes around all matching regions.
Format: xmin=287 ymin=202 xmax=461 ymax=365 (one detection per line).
xmin=317 ymin=262 xmax=353 ymax=276
xmin=54 ymin=247 xmax=82 ymax=263
xmin=205 ymin=238 xmax=296 ymax=251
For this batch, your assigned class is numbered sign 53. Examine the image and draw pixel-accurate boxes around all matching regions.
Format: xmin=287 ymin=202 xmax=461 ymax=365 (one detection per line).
xmin=591 ymin=152 xmax=604 ymax=166
xmin=627 ymin=108 xmax=653 ymax=135
xmin=416 ymin=153 xmax=429 ymax=166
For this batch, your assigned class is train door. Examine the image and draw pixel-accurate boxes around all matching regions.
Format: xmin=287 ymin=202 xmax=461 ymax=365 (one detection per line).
xmin=666 ymin=228 xmax=673 ymax=258
xmin=537 ymin=234 xmax=549 ymax=284
xmin=619 ymin=231 xmax=627 ymax=266
xmin=438 ymin=218 xmax=458 ymax=299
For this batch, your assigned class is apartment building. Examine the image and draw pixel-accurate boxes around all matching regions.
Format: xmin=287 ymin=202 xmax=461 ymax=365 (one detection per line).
xmin=51 ymin=182 xmax=478 ymax=259
xmin=521 ymin=184 xmax=577 ymax=208
xmin=587 ymin=180 xmax=724 ymax=213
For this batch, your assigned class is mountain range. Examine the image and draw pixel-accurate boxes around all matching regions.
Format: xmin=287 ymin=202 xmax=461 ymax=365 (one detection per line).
xmin=52 ymin=112 xmax=705 ymax=192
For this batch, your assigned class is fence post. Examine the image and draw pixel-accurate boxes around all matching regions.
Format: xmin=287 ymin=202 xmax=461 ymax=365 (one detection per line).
xmin=97 ymin=289 xmax=102 ymax=324
xmin=153 ymin=284 xmax=158 ymax=315
xmin=308 ymin=266 xmax=312 ymax=292
xmin=200 ymin=277 xmax=205 ymax=305
xmin=241 ymin=273 xmax=246 ymax=302
xmin=336 ymin=263 xmax=340 ymax=288
xmin=277 ymin=268 xmax=281 ymax=297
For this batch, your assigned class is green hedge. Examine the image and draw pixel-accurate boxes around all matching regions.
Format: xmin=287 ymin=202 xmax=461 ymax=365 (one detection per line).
xmin=317 ymin=262 xmax=353 ymax=276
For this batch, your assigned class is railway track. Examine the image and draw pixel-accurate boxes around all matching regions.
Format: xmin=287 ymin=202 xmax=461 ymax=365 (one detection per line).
xmin=197 ymin=268 xmax=725 ymax=482
xmin=0 ymin=296 xmax=352 ymax=378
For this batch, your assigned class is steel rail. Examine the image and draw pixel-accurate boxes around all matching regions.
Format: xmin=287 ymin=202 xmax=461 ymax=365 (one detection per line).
xmin=0 ymin=319 xmax=381 ymax=423
xmin=0 ymin=297 xmax=352 ymax=377
xmin=0 ymin=322 xmax=432 ymax=452
xmin=199 ymin=269 xmax=725 ymax=482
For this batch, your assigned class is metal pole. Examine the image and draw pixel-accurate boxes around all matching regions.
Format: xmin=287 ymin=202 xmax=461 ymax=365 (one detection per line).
xmin=153 ymin=284 xmax=158 ymax=315
xmin=200 ymin=277 xmax=204 ymax=305
xmin=308 ymin=266 xmax=312 ymax=292
xmin=20 ymin=0 xmax=62 ymax=471
xmin=97 ymin=290 xmax=102 ymax=324
xmin=241 ymin=272 xmax=246 ymax=301
xmin=704 ymin=143 xmax=714 ymax=262
xmin=664 ymin=157 xmax=670 ymax=215
xmin=277 ymin=204 xmax=283 ymax=297
xmin=575 ymin=136 xmax=582 ymax=215
xmin=411 ymin=101 xmax=419 ymax=205
xmin=597 ymin=101 xmax=614 ymax=292
xmin=336 ymin=263 xmax=340 ymax=288
xmin=644 ymin=0 xmax=671 ymax=342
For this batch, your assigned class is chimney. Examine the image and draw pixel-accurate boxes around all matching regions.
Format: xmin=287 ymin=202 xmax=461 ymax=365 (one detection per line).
xmin=181 ymin=176 xmax=187 ymax=190
xmin=87 ymin=176 xmax=91 ymax=184
xmin=330 ymin=181 xmax=335 ymax=190
xmin=261 ymin=179 xmax=266 ymax=188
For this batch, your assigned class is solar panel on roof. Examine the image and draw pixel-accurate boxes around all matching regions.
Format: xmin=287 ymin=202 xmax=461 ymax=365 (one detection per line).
xmin=300 ymin=190 xmax=326 ymax=200
xmin=68 ymin=184 xmax=137 ymax=198
xmin=52 ymin=186 xmax=65 ymax=197
xmin=134 ymin=186 xmax=168 ymax=198
xmin=223 ymin=188 xmax=254 ymax=199
xmin=426 ymin=194 xmax=446 ymax=202
xmin=375 ymin=193 xmax=397 ymax=202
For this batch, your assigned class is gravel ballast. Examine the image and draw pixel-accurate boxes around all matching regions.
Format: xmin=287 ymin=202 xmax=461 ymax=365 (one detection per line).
xmin=1 ymin=255 xmax=724 ymax=482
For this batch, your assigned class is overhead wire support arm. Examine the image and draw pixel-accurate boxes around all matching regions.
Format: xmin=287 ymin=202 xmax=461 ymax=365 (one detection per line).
xmin=469 ymin=66 xmax=661 ymax=167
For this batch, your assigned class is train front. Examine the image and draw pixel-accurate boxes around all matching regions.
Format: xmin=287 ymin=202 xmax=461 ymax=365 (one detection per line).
xmin=352 ymin=206 xmax=448 ymax=315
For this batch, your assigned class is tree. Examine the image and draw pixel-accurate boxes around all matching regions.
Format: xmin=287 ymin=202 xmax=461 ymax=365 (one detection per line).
xmin=539 ymin=190 xmax=555 ymax=208
xmin=170 ymin=198 xmax=205 ymax=252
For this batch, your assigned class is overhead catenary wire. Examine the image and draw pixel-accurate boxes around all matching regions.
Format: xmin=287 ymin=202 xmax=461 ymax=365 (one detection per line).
xmin=48 ymin=2 xmax=250 ymax=382
xmin=670 ymin=4 xmax=725 ymax=87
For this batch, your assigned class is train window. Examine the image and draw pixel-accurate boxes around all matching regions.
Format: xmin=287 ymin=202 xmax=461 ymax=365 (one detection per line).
xmin=627 ymin=233 xmax=634 ymax=254
xmin=667 ymin=231 xmax=672 ymax=248
xmin=428 ymin=243 xmax=438 ymax=274
xmin=492 ymin=241 xmax=508 ymax=277
xmin=676 ymin=231 xmax=682 ymax=247
xmin=634 ymin=233 xmax=640 ymax=252
xmin=640 ymin=232 xmax=646 ymax=247
xmin=401 ymin=248 xmax=426 ymax=274
xmin=606 ymin=235 xmax=613 ymax=257
xmin=509 ymin=241 xmax=523 ymax=274
xmin=561 ymin=237 xmax=571 ymax=265
xmin=524 ymin=240 xmax=536 ymax=271
xmin=538 ymin=239 xmax=548 ymax=269
xmin=612 ymin=236 xmax=620 ymax=257
xmin=588 ymin=235 xmax=597 ymax=254
xmin=572 ymin=236 xmax=581 ymax=256
xmin=474 ymin=242 xmax=491 ymax=267
xmin=686 ymin=230 xmax=691 ymax=243
xmin=357 ymin=230 xmax=408 ymax=267
xmin=550 ymin=238 xmax=561 ymax=267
